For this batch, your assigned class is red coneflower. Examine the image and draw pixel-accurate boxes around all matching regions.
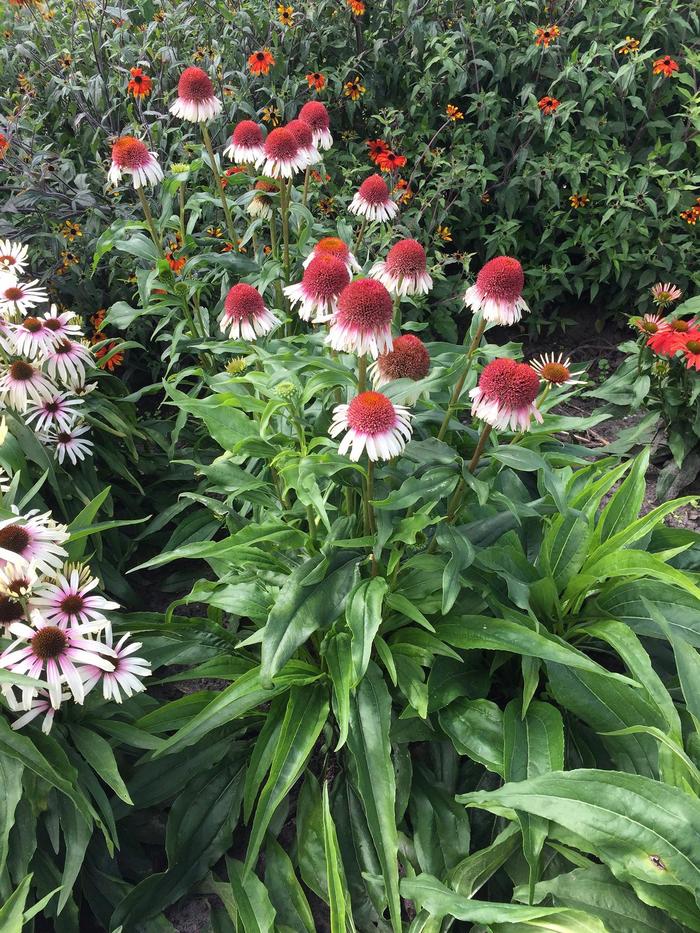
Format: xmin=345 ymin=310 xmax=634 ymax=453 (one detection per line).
xmin=93 ymin=340 xmax=124 ymax=372
xmin=298 ymin=100 xmax=333 ymax=150
xmin=348 ymin=174 xmax=399 ymax=222
xmin=248 ymin=49 xmax=275 ymax=76
xmin=534 ymin=25 xmax=560 ymax=47
xmin=284 ymin=254 xmax=350 ymax=323
xmin=369 ymin=239 xmax=432 ymax=296
xmin=303 ymin=237 xmax=360 ymax=274
xmin=464 ymin=256 xmax=529 ymax=325
xmin=220 ymin=283 xmax=278 ymax=340
xmin=306 ymin=72 xmax=326 ymax=91
xmin=366 ymin=139 xmax=390 ymax=164
xmin=285 ymin=118 xmax=319 ymax=168
xmin=326 ymin=278 xmax=394 ymax=358
xmin=346 ymin=0 xmax=365 ymax=14
xmin=370 ymin=333 xmax=430 ymax=403
xmin=223 ymin=120 xmax=266 ymax=163
xmin=648 ymin=319 xmax=700 ymax=356
xmin=257 ymin=127 xmax=305 ymax=178
xmin=329 ymin=391 xmax=412 ymax=462
xmin=169 ymin=66 xmax=222 ymax=122
xmin=681 ymin=336 xmax=700 ymax=371
xmin=376 ymin=149 xmax=407 ymax=172
xmin=538 ymin=96 xmax=560 ymax=115
xmin=127 ymin=67 xmax=152 ymax=98
xmin=470 ymin=358 xmax=543 ymax=432
xmin=108 ymin=135 xmax=163 ymax=189
xmin=652 ymin=55 xmax=679 ymax=77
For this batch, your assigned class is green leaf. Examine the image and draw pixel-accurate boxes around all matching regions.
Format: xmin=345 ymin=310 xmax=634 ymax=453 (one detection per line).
xmin=346 ymin=663 xmax=401 ymax=933
xmin=346 ymin=577 xmax=387 ymax=687
xmin=245 ymin=684 xmax=329 ymax=871
xmin=459 ymin=770 xmax=700 ymax=900
xmin=439 ymin=698 xmax=504 ymax=774
xmin=264 ymin=836 xmax=315 ymax=933
xmin=227 ymin=858 xmax=276 ymax=933
xmin=596 ymin=449 xmax=649 ymax=542
xmin=0 ymin=874 xmax=31 ymax=933
xmin=323 ymin=630 xmax=353 ymax=750
xmin=595 ymin=579 xmax=700 ymax=647
xmin=261 ymin=553 xmax=360 ymax=686
xmin=437 ymin=524 xmax=475 ymax=614
xmin=322 ymin=781 xmax=353 ymax=933
xmin=57 ymin=796 xmax=91 ymax=914
xmin=449 ymin=824 xmax=521 ymax=897
xmin=69 ymin=724 xmax=133 ymax=804
xmin=0 ymin=755 xmax=23 ymax=878
xmin=540 ymin=509 xmax=591 ymax=591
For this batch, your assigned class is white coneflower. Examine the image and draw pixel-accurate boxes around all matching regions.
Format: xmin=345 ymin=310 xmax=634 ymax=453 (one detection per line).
xmin=326 ymin=278 xmax=394 ymax=358
xmin=42 ymin=423 xmax=94 ymax=466
xmin=0 ymin=360 xmax=56 ymax=412
xmin=283 ymin=254 xmax=350 ymax=323
xmin=369 ymin=239 xmax=433 ymax=296
xmin=44 ymin=339 xmax=93 ymax=384
xmin=530 ymin=353 xmax=585 ymax=386
xmin=223 ymin=120 xmax=266 ymax=163
xmin=0 ymin=273 xmax=48 ymax=314
xmin=0 ymin=239 xmax=29 ymax=275
xmin=25 ymin=393 xmax=84 ymax=432
xmin=469 ymin=358 xmax=543 ymax=432
xmin=0 ymin=508 xmax=68 ymax=574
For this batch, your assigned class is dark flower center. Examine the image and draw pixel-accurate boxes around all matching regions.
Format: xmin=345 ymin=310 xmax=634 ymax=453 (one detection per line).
xmin=0 ymin=524 xmax=30 ymax=554
xmin=31 ymin=625 xmax=68 ymax=660
xmin=60 ymin=593 xmax=85 ymax=615
xmin=4 ymin=287 xmax=23 ymax=301
xmin=687 ymin=341 xmax=700 ymax=353
xmin=9 ymin=360 xmax=35 ymax=381
xmin=23 ymin=316 xmax=43 ymax=333
xmin=57 ymin=432 xmax=72 ymax=444
xmin=55 ymin=340 xmax=73 ymax=355
xmin=0 ymin=595 xmax=23 ymax=624
xmin=44 ymin=318 xmax=61 ymax=331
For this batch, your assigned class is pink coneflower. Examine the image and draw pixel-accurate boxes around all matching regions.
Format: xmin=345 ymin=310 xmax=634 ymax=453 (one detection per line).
xmin=0 ymin=509 xmax=68 ymax=574
xmin=0 ymin=562 xmax=37 ymax=600
xmin=25 ymin=392 xmax=83 ymax=432
xmin=303 ymin=236 xmax=361 ymax=273
xmin=469 ymin=358 xmax=543 ymax=431
xmin=43 ymin=423 xmax=94 ymax=466
xmin=41 ymin=305 xmax=83 ymax=340
xmin=329 ymin=391 xmax=413 ymax=461
xmin=0 ymin=611 xmax=115 ymax=709
xmin=632 ymin=313 xmax=664 ymax=335
xmin=256 ymin=127 xmax=306 ymax=178
xmin=0 ymin=273 xmax=48 ymax=313
xmin=44 ymin=339 xmax=93 ymax=384
xmin=326 ymin=278 xmax=394 ymax=358
xmin=464 ymin=256 xmax=529 ymax=325
xmin=285 ymin=118 xmax=319 ymax=168
xmin=348 ymin=174 xmax=399 ymax=222
xmin=651 ymin=282 xmax=682 ymax=307
xmin=220 ymin=283 xmax=278 ymax=340
xmin=0 ymin=360 xmax=55 ymax=412
xmin=298 ymin=100 xmax=333 ymax=150
xmin=369 ymin=239 xmax=432 ymax=296
xmin=169 ymin=66 xmax=223 ymax=122
xmin=223 ymin=120 xmax=266 ymax=163
xmin=531 ymin=353 xmax=584 ymax=386
xmin=82 ymin=631 xmax=151 ymax=703
xmin=4 ymin=688 xmax=61 ymax=733
xmin=0 ymin=239 xmax=29 ymax=275
xmin=284 ymin=254 xmax=350 ymax=323
xmin=369 ymin=334 xmax=430 ymax=403
xmin=31 ymin=566 xmax=119 ymax=629
xmin=108 ymin=136 xmax=163 ymax=189
xmin=9 ymin=315 xmax=58 ymax=358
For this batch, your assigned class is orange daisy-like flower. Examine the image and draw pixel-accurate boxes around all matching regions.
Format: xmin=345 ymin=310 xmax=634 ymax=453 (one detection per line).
xmin=93 ymin=339 xmax=124 ymax=371
xmin=393 ymin=178 xmax=413 ymax=204
xmin=534 ymin=24 xmax=560 ymax=47
xmin=343 ymin=76 xmax=366 ymax=100
xmin=248 ymin=49 xmax=275 ymax=76
xmin=680 ymin=206 xmax=700 ymax=226
xmin=346 ymin=0 xmax=365 ymax=14
xmin=166 ymin=252 xmax=186 ymax=274
xmin=569 ymin=194 xmax=589 ymax=208
xmin=127 ymin=67 xmax=153 ymax=98
xmin=0 ymin=134 xmax=9 ymax=160
xmin=306 ymin=72 xmax=326 ymax=91
xmin=446 ymin=103 xmax=464 ymax=121
xmin=620 ymin=36 xmax=640 ymax=54
xmin=681 ymin=335 xmax=700 ymax=371
xmin=652 ymin=55 xmax=679 ymax=77
xmin=367 ymin=139 xmax=390 ymax=163
xmin=538 ymin=96 xmax=560 ymax=115
xmin=376 ymin=150 xmax=407 ymax=172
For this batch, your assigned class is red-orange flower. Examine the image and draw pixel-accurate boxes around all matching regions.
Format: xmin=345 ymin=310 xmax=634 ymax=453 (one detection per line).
xmin=648 ymin=319 xmax=700 ymax=356
xmin=681 ymin=336 xmax=700 ymax=371
xmin=0 ymin=134 xmax=8 ymax=160
xmin=538 ymin=96 xmax=560 ymax=115
xmin=166 ymin=252 xmax=186 ymax=274
xmin=366 ymin=139 xmax=389 ymax=163
xmin=652 ymin=55 xmax=679 ymax=77
xmin=127 ymin=67 xmax=152 ymax=98
xmin=93 ymin=339 xmax=124 ymax=371
xmin=534 ymin=25 xmax=560 ymax=47
xmin=346 ymin=0 xmax=365 ymax=14
xmin=376 ymin=150 xmax=407 ymax=172
xmin=306 ymin=72 xmax=326 ymax=91
xmin=248 ymin=49 xmax=275 ymax=76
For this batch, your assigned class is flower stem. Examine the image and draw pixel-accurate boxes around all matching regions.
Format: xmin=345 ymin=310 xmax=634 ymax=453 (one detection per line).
xmin=178 ymin=182 xmax=187 ymax=243
xmin=364 ymin=460 xmax=375 ymax=536
xmin=436 ymin=316 xmax=486 ymax=441
xmin=302 ymin=166 xmax=311 ymax=207
xmin=467 ymin=422 xmax=493 ymax=474
xmin=357 ymin=354 xmax=367 ymax=392
xmin=392 ymin=291 xmax=402 ymax=333
xmin=280 ymin=178 xmax=291 ymax=284
xmin=353 ymin=217 xmax=367 ymax=253
xmin=201 ymin=123 xmax=237 ymax=245
xmin=136 ymin=187 xmax=164 ymax=259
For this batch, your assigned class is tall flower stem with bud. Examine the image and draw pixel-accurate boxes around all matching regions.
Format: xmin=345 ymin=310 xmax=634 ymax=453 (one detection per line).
xmin=136 ymin=188 xmax=164 ymax=259
xmin=200 ymin=124 xmax=237 ymax=244
xmin=437 ymin=317 xmax=486 ymax=440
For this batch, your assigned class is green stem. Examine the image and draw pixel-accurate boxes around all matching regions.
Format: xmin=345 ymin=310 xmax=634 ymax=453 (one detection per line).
xmin=136 ymin=187 xmax=164 ymax=259
xmin=364 ymin=460 xmax=375 ymax=536
xmin=178 ymin=182 xmax=186 ymax=243
xmin=269 ymin=214 xmax=285 ymax=314
xmin=302 ymin=166 xmax=311 ymax=207
xmin=280 ymin=178 xmax=291 ymax=284
xmin=357 ymin=355 xmax=367 ymax=392
xmin=353 ymin=217 xmax=367 ymax=253
xmin=436 ymin=316 xmax=487 ymax=441
xmin=392 ymin=290 xmax=402 ymax=333
xmin=201 ymin=123 xmax=237 ymax=245
xmin=467 ymin=422 xmax=493 ymax=475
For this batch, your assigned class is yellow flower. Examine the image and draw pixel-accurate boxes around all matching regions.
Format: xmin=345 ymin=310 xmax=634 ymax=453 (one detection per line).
xmin=277 ymin=4 xmax=293 ymax=26
xmin=446 ymin=103 xmax=464 ymax=122
xmin=620 ymin=36 xmax=639 ymax=54
xmin=60 ymin=220 xmax=83 ymax=242
xmin=206 ymin=226 xmax=223 ymax=238
xmin=436 ymin=225 xmax=452 ymax=243
xmin=261 ymin=105 xmax=281 ymax=126
xmin=343 ymin=76 xmax=366 ymax=101
xmin=569 ymin=194 xmax=589 ymax=209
